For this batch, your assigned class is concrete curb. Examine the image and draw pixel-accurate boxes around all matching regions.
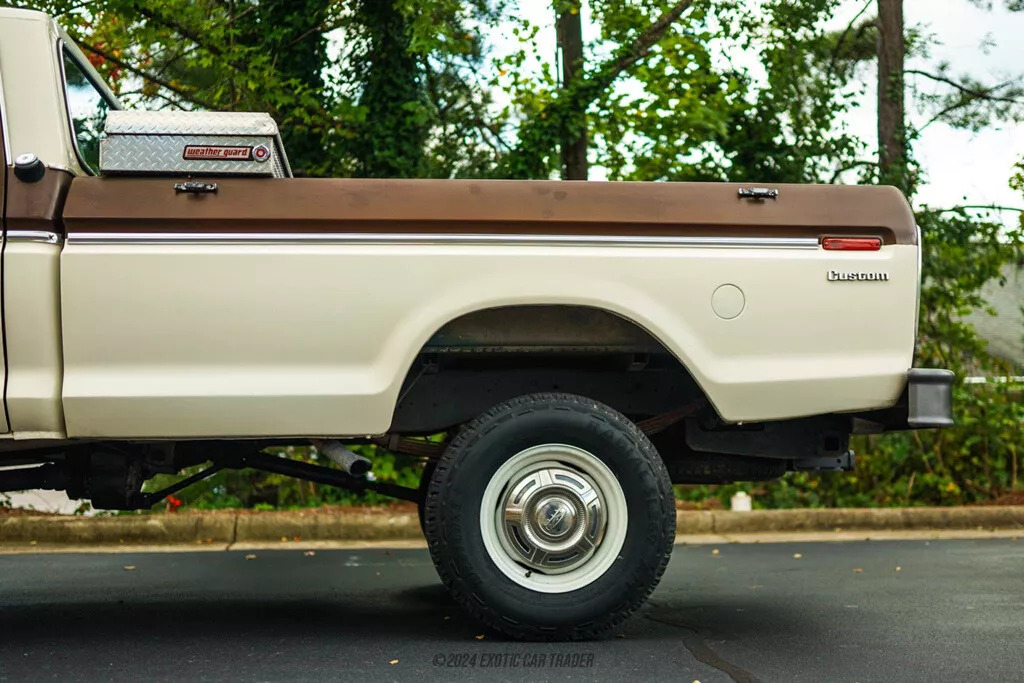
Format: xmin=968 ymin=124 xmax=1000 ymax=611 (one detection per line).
xmin=675 ymin=507 xmax=1024 ymax=534
xmin=234 ymin=509 xmax=420 ymax=542
xmin=0 ymin=513 xmax=237 ymax=545
xmin=1 ymin=506 xmax=1022 ymax=547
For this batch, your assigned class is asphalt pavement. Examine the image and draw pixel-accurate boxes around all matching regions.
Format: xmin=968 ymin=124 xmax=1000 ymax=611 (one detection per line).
xmin=1 ymin=539 xmax=1022 ymax=682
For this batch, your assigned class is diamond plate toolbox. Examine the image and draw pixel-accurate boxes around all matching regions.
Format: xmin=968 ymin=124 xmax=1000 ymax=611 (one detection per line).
xmin=99 ymin=110 xmax=292 ymax=177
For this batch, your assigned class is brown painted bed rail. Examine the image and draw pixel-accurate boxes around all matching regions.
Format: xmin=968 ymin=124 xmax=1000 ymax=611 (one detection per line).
xmin=62 ymin=177 xmax=917 ymax=245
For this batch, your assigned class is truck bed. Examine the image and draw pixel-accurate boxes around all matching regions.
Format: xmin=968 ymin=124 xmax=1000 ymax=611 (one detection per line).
xmin=53 ymin=177 xmax=920 ymax=438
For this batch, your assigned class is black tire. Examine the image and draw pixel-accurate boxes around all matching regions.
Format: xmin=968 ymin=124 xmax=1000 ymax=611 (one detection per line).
xmin=417 ymin=461 xmax=436 ymax=536
xmin=423 ymin=392 xmax=675 ymax=640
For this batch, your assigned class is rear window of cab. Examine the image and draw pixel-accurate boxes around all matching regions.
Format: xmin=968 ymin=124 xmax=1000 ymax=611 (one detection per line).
xmin=60 ymin=44 xmax=117 ymax=174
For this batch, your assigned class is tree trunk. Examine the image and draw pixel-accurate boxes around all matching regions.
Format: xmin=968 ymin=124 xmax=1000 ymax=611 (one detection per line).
xmin=876 ymin=0 xmax=906 ymax=189
xmin=557 ymin=3 xmax=587 ymax=180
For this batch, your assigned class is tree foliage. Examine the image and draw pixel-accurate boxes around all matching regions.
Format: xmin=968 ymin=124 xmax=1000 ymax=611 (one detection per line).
xmin=11 ymin=0 xmax=505 ymax=177
xmin=491 ymin=0 xmax=866 ymax=183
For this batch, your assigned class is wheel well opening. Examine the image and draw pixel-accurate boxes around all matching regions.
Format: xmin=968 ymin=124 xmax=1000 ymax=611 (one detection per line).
xmin=390 ymin=305 xmax=707 ymax=434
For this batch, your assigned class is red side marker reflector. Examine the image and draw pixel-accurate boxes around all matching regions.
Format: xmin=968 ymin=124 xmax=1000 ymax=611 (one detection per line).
xmin=822 ymin=237 xmax=882 ymax=251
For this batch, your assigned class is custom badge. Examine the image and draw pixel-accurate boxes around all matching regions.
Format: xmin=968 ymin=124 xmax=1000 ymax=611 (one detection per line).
xmin=827 ymin=270 xmax=891 ymax=282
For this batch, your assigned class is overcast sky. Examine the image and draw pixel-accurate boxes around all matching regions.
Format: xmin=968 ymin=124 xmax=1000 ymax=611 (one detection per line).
xmin=500 ymin=1 xmax=1024 ymax=223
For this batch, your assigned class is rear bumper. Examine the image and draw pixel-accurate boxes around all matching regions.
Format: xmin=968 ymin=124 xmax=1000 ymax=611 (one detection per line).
xmin=906 ymin=368 xmax=955 ymax=428
xmin=853 ymin=368 xmax=955 ymax=432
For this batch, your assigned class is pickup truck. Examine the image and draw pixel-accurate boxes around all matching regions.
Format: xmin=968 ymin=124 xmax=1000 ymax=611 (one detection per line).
xmin=0 ymin=8 xmax=953 ymax=640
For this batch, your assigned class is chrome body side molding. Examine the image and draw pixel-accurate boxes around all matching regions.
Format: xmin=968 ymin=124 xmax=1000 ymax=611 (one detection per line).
xmin=6 ymin=230 xmax=62 ymax=245
xmin=66 ymin=232 xmax=821 ymax=249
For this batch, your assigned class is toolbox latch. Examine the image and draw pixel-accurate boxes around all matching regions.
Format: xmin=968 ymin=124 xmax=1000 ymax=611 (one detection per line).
xmin=174 ymin=181 xmax=218 ymax=195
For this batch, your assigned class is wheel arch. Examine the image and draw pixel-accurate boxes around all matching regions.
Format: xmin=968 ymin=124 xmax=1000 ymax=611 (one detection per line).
xmin=385 ymin=303 xmax=715 ymax=433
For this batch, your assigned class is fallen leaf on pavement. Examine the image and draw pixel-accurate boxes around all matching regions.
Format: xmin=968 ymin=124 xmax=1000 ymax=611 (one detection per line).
xmin=853 ymin=568 xmax=863 ymax=573
xmin=793 ymin=553 xmax=802 ymax=559
xmin=712 ymin=548 xmax=720 ymax=555
xmin=475 ymin=635 xmax=485 ymax=640
xmin=245 ymin=554 xmax=257 ymax=560
xmin=123 ymin=565 xmax=136 ymax=571
xmin=304 ymin=551 xmax=316 ymax=557
xmin=895 ymin=566 xmax=901 ymax=572
xmin=389 ymin=659 xmax=398 ymax=665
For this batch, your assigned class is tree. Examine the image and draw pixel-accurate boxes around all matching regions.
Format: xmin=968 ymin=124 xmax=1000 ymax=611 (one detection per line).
xmin=348 ymin=0 xmax=426 ymax=178
xmin=556 ymin=1 xmax=587 ymax=179
xmin=857 ymin=0 xmax=1024 ymax=504
xmin=497 ymin=0 xmax=753 ymax=180
xmin=232 ymin=0 xmax=337 ymax=176
xmin=711 ymin=0 xmax=864 ymax=184
xmin=31 ymin=0 xmax=351 ymax=175
xmin=876 ymin=0 xmax=907 ymax=190
xmin=14 ymin=0 xmax=506 ymax=178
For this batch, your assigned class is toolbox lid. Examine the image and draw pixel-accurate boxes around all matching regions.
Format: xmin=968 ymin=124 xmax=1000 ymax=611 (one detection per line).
xmin=104 ymin=110 xmax=281 ymax=136
xmin=99 ymin=110 xmax=292 ymax=178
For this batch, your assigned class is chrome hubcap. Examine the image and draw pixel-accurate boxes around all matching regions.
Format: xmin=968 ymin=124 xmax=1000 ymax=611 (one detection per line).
xmin=500 ymin=466 xmax=607 ymax=574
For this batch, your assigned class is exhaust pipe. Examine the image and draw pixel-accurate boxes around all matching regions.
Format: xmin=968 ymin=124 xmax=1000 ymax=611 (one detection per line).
xmin=309 ymin=439 xmax=372 ymax=477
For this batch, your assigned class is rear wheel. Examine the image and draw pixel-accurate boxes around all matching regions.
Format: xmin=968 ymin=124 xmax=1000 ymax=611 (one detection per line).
xmin=423 ymin=392 xmax=675 ymax=640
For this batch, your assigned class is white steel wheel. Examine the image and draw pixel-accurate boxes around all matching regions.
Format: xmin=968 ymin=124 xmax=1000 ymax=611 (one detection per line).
xmin=480 ymin=444 xmax=628 ymax=593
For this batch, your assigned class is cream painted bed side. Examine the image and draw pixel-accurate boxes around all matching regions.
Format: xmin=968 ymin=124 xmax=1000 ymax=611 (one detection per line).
xmin=59 ymin=241 xmax=918 ymax=438
xmin=3 ymin=240 xmax=66 ymax=437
